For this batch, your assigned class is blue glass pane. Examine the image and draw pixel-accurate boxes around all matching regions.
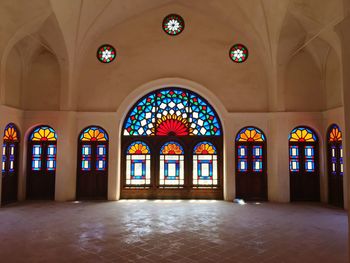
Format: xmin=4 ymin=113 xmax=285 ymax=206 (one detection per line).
xmin=305 ymin=160 xmax=315 ymax=172
xmin=47 ymin=145 xmax=56 ymax=171
xmin=289 ymin=146 xmax=299 ymax=157
xmin=197 ymin=160 xmax=213 ymax=180
xmin=131 ymin=160 xmax=146 ymax=179
xmin=32 ymin=145 xmax=42 ymax=171
xmin=96 ymin=145 xmax=107 ymax=171
xmin=238 ymin=146 xmax=247 ymax=158
xmin=81 ymin=145 xmax=91 ymax=171
xmin=2 ymin=143 xmax=6 ymax=173
xmin=290 ymin=160 xmax=299 ymax=172
xmin=164 ymin=159 xmax=180 ymax=180
xmin=238 ymin=160 xmax=247 ymax=172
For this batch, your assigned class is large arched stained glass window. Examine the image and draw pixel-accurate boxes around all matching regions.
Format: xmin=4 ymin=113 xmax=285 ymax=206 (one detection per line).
xmin=160 ymin=142 xmax=184 ymax=186
xmin=193 ymin=142 xmax=218 ymax=186
xmin=27 ymin=125 xmax=57 ymax=200
xmin=235 ymin=127 xmax=267 ymax=200
xmin=126 ymin=141 xmax=151 ymax=185
xmin=327 ymin=124 xmax=343 ymax=207
xmin=121 ymin=87 xmax=223 ymax=199
xmin=289 ymin=126 xmax=319 ymax=201
xmin=77 ymin=126 xmax=109 ymax=200
xmin=123 ymin=88 xmax=221 ymax=136
xmin=2 ymin=123 xmax=20 ymax=205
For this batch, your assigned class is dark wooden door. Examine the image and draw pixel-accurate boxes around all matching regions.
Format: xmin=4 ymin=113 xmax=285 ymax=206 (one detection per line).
xmin=235 ymin=142 xmax=267 ymax=201
xmin=26 ymin=142 xmax=56 ymax=200
xmin=76 ymin=142 xmax=108 ymax=200
xmin=290 ymin=143 xmax=319 ymax=201
xmin=1 ymin=142 xmax=19 ymax=205
xmin=328 ymin=142 xmax=343 ymax=207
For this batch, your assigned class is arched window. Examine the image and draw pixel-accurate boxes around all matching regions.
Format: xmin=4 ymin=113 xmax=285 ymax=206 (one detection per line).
xmin=289 ymin=126 xmax=319 ymax=201
xmin=27 ymin=126 xmax=57 ymax=200
xmin=126 ymin=141 xmax=151 ymax=185
xmin=235 ymin=127 xmax=267 ymax=200
xmin=193 ymin=142 xmax=218 ymax=186
xmin=327 ymin=124 xmax=343 ymax=207
xmin=121 ymin=87 xmax=223 ymax=199
xmin=1 ymin=123 xmax=20 ymax=205
xmin=160 ymin=142 xmax=184 ymax=186
xmin=77 ymin=126 xmax=109 ymax=200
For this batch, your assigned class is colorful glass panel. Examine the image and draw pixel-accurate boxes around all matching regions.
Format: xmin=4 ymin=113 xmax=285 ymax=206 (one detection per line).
xmin=236 ymin=127 xmax=265 ymax=142
xmin=81 ymin=145 xmax=91 ymax=171
xmin=162 ymin=14 xmax=185 ymax=36
xmin=97 ymin=44 xmax=116 ymax=63
xmin=123 ymin=88 xmax=221 ymax=136
xmin=289 ymin=127 xmax=317 ymax=142
xmin=193 ymin=141 xmax=218 ymax=186
xmin=237 ymin=145 xmax=248 ymax=172
xmin=2 ymin=143 xmax=6 ymax=173
xmin=30 ymin=126 xmax=57 ymax=141
xmin=160 ymin=142 xmax=184 ymax=155
xmin=32 ymin=145 xmax=42 ymax=171
xmin=329 ymin=125 xmax=342 ymax=142
xmin=96 ymin=145 xmax=107 ymax=171
xmin=3 ymin=123 xmax=19 ymax=142
xmin=46 ymin=145 xmax=57 ymax=171
xmin=304 ymin=146 xmax=315 ymax=172
xmin=127 ymin=141 xmax=151 ymax=155
xmin=193 ymin=141 xmax=217 ymax=154
xmin=80 ymin=127 xmax=108 ymax=141
xmin=229 ymin=44 xmax=248 ymax=63
xmin=252 ymin=146 xmax=263 ymax=172
xmin=289 ymin=145 xmax=299 ymax=172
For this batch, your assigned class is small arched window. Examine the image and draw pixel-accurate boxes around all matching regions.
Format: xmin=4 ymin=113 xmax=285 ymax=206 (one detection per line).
xmin=193 ymin=142 xmax=218 ymax=186
xmin=126 ymin=141 xmax=151 ymax=186
xmin=159 ymin=141 xmax=184 ymax=186
xmin=235 ymin=127 xmax=267 ymax=200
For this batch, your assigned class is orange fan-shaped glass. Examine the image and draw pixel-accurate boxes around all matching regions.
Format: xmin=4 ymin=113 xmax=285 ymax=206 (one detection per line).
xmin=3 ymin=124 xmax=19 ymax=141
xmin=80 ymin=127 xmax=108 ymax=142
xmin=127 ymin=141 xmax=150 ymax=154
xmin=160 ymin=142 xmax=184 ymax=155
xmin=30 ymin=126 xmax=57 ymax=141
xmin=194 ymin=142 xmax=217 ymax=154
xmin=289 ymin=127 xmax=317 ymax=142
xmin=329 ymin=126 xmax=342 ymax=142
xmin=236 ymin=127 xmax=265 ymax=142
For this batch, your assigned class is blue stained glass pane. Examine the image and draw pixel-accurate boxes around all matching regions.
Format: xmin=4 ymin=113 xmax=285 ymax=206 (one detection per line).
xmin=96 ymin=145 xmax=107 ymax=171
xmin=290 ymin=160 xmax=299 ymax=172
xmin=164 ymin=159 xmax=180 ymax=180
xmin=290 ymin=146 xmax=299 ymax=157
xmin=253 ymin=146 xmax=263 ymax=158
xmin=131 ymin=159 xmax=146 ymax=179
xmin=2 ymin=144 xmax=6 ymax=173
xmin=32 ymin=145 xmax=42 ymax=171
xmin=81 ymin=145 xmax=91 ymax=171
xmin=253 ymin=160 xmax=263 ymax=172
xmin=197 ymin=160 xmax=213 ymax=180
xmin=305 ymin=160 xmax=315 ymax=172
xmin=238 ymin=160 xmax=247 ymax=172
xmin=304 ymin=146 xmax=314 ymax=158
xmin=238 ymin=146 xmax=247 ymax=158
xmin=47 ymin=145 xmax=56 ymax=171
xmin=9 ymin=144 xmax=15 ymax=173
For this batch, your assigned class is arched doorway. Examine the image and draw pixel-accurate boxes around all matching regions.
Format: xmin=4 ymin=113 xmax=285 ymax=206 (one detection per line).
xmin=121 ymin=87 xmax=223 ymax=199
xmin=26 ymin=125 xmax=57 ymax=200
xmin=235 ymin=127 xmax=267 ymax=201
xmin=289 ymin=126 xmax=319 ymax=201
xmin=327 ymin=124 xmax=343 ymax=207
xmin=76 ymin=126 xmax=109 ymax=200
xmin=1 ymin=123 xmax=20 ymax=205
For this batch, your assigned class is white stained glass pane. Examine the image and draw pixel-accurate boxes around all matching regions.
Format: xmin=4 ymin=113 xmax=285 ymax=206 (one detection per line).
xmin=34 ymin=160 xmax=40 ymax=168
xmin=213 ymin=159 xmax=218 ymax=181
xmin=132 ymin=155 xmax=145 ymax=160
xmin=48 ymin=160 xmax=53 ymax=168
xmin=198 ymin=155 xmax=212 ymax=160
xmin=134 ymin=162 xmax=143 ymax=177
xmin=341 ymin=164 xmax=344 ymax=173
xmin=306 ymin=148 xmax=312 ymax=157
xmin=193 ymin=159 xmax=198 ymax=183
xmin=179 ymin=159 xmax=184 ymax=180
xmin=160 ymin=155 xmax=164 ymax=160
xmin=168 ymin=163 xmax=176 ymax=177
xmin=98 ymin=160 xmax=104 ymax=169
xmin=307 ymin=161 xmax=313 ymax=170
xmin=2 ymin=161 xmax=5 ymax=171
xmin=332 ymin=148 xmax=336 ymax=158
xmin=240 ymin=148 xmax=245 ymax=156
xmin=180 ymin=155 xmax=184 ymax=161
xmin=34 ymin=147 xmax=40 ymax=155
xmin=146 ymin=158 xmax=151 ymax=180
xmin=213 ymin=155 xmax=217 ymax=160
xmin=201 ymin=163 xmax=209 ymax=177
xmin=2 ymin=146 xmax=6 ymax=155
xmin=166 ymin=155 xmax=179 ymax=161
xmin=332 ymin=163 xmax=336 ymax=172
xmin=255 ymin=161 xmax=260 ymax=170
xmin=10 ymin=161 xmax=14 ymax=170
xmin=83 ymin=160 xmax=89 ymax=169
xmin=99 ymin=147 xmax=104 ymax=155
xmin=340 ymin=148 xmax=343 ymax=158
xmin=159 ymin=159 xmax=164 ymax=182
xmin=240 ymin=161 xmax=246 ymax=170
xmin=126 ymin=159 xmax=131 ymax=180
xmin=10 ymin=146 xmax=15 ymax=155
xmin=292 ymin=148 xmax=297 ymax=156
xmin=48 ymin=147 xmax=54 ymax=155
xmin=292 ymin=161 xmax=297 ymax=170
xmin=146 ymin=179 xmax=150 ymax=184
xmin=255 ymin=148 xmax=260 ymax=156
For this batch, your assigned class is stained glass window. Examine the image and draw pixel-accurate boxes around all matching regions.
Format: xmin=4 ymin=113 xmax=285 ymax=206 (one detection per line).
xmin=97 ymin=44 xmax=116 ymax=63
xmin=229 ymin=44 xmax=248 ymax=63
xmin=193 ymin=142 xmax=218 ymax=186
xmin=32 ymin=145 xmax=42 ymax=171
xmin=160 ymin=142 xmax=184 ymax=186
xmin=30 ymin=126 xmax=57 ymax=141
xmin=81 ymin=145 xmax=92 ymax=171
xmin=3 ymin=123 xmax=19 ymax=142
xmin=289 ymin=146 xmax=299 ymax=172
xmin=289 ymin=127 xmax=317 ymax=142
xmin=329 ymin=125 xmax=342 ymax=142
xmin=328 ymin=124 xmax=343 ymax=177
xmin=80 ymin=127 xmax=108 ymax=141
xmin=236 ymin=127 xmax=265 ymax=142
xmin=126 ymin=141 xmax=151 ymax=185
xmin=123 ymin=88 xmax=221 ymax=136
xmin=163 ymin=14 xmax=185 ymax=36
xmin=46 ymin=145 xmax=57 ymax=171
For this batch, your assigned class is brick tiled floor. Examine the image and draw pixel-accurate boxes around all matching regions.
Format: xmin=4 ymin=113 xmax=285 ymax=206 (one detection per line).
xmin=0 ymin=200 xmax=347 ymax=262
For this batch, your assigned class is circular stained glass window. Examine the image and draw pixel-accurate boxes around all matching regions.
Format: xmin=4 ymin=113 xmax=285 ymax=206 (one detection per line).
xmin=162 ymin=14 xmax=185 ymax=36
xmin=97 ymin=44 xmax=116 ymax=63
xmin=229 ymin=44 xmax=248 ymax=63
